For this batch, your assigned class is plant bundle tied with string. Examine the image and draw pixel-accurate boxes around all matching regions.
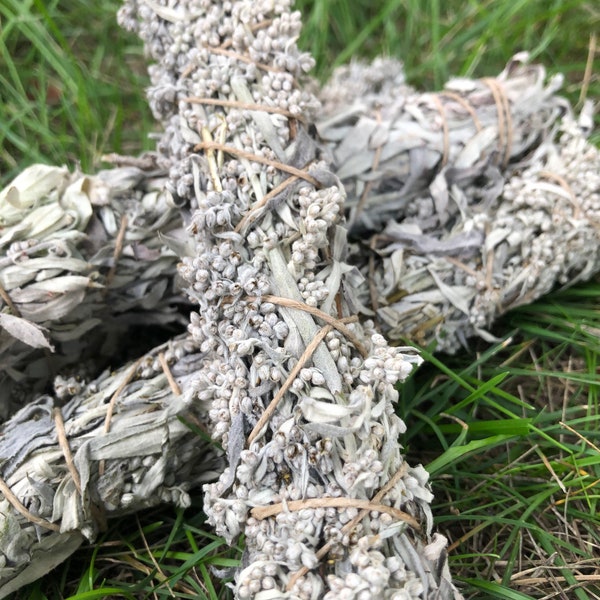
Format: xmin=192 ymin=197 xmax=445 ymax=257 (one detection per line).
xmin=118 ymin=0 xmax=462 ymax=598
xmin=319 ymin=57 xmax=600 ymax=351
xmin=0 ymin=162 xmax=187 ymax=419
xmin=0 ymin=332 xmax=223 ymax=598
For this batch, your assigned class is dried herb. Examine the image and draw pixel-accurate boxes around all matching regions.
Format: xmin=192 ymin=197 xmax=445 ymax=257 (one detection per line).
xmin=2 ymin=2 xmax=598 ymax=598
xmin=0 ymin=334 xmax=222 ymax=598
xmin=0 ymin=163 xmax=186 ymax=418
xmin=318 ymin=54 xmax=566 ymax=236
xmin=119 ymin=1 xmax=461 ymax=598
xmin=319 ymin=59 xmax=599 ymax=351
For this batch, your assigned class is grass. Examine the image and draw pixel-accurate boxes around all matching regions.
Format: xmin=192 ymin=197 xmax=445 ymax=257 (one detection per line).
xmin=0 ymin=0 xmax=154 ymax=184
xmin=400 ymin=298 xmax=600 ymax=598
xmin=1 ymin=0 xmax=599 ymax=598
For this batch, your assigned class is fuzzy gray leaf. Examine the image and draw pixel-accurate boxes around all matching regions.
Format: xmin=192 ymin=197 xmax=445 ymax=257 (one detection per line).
xmin=0 ymin=313 xmax=54 ymax=351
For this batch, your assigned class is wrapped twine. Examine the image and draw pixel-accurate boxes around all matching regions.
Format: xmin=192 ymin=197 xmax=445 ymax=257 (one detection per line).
xmin=318 ymin=58 xmax=600 ymax=351
xmin=118 ymin=0 xmax=460 ymax=598
xmin=0 ymin=163 xmax=186 ymax=419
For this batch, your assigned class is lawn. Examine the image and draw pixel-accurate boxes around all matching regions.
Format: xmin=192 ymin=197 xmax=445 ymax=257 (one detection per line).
xmin=1 ymin=1 xmax=599 ymax=598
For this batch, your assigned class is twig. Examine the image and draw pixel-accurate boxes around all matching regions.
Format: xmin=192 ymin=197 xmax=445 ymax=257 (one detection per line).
xmin=105 ymin=214 xmax=128 ymax=290
xmin=159 ymin=352 xmax=182 ymax=396
xmin=100 ymin=356 xmax=143 ymax=475
xmin=0 ymin=476 xmax=60 ymax=532
xmin=0 ymin=283 xmax=20 ymax=317
xmin=254 ymin=294 xmax=368 ymax=357
xmin=247 ymin=323 xmax=336 ymax=446
xmin=53 ymin=407 xmax=82 ymax=496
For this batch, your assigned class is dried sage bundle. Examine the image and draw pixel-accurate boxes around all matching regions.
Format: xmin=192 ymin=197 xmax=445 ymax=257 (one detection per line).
xmin=353 ymin=114 xmax=600 ymax=351
xmin=318 ymin=54 xmax=567 ymax=236
xmin=0 ymin=333 xmax=222 ymax=599
xmin=319 ymin=58 xmax=599 ymax=352
xmin=0 ymin=163 xmax=186 ymax=418
xmin=119 ymin=1 xmax=462 ymax=598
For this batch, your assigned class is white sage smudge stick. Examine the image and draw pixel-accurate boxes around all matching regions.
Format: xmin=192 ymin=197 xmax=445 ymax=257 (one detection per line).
xmin=119 ymin=1 xmax=462 ymax=598
xmin=0 ymin=334 xmax=222 ymax=598
xmin=0 ymin=164 xmax=186 ymax=419
xmin=356 ymin=114 xmax=600 ymax=351
xmin=318 ymin=59 xmax=599 ymax=351
xmin=318 ymin=54 xmax=567 ymax=236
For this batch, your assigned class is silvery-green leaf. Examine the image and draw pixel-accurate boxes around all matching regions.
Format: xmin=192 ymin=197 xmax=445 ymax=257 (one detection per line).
xmin=457 ymin=127 xmax=499 ymax=169
xmin=473 ymin=327 xmax=503 ymax=342
xmin=274 ymin=202 xmax=298 ymax=231
xmin=383 ymin=222 xmax=484 ymax=256
xmin=0 ymin=204 xmax=66 ymax=246
xmin=60 ymin=177 xmax=93 ymax=230
xmin=0 ymin=313 xmax=54 ymax=350
xmin=304 ymin=421 xmax=361 ymax=437
xmin=268 ymin=247 xmax=341 ymax=394
xmin=369 ymin=123 xmax=390 ymax=149
xmin=139 ymin=0 xmax=183 ymax=22
xmin=299 ymin=396 xmax=357 ymax=423
xmin=18 ymin=290 xmax=87 ymax=321
xmin=232 ymin=77 xmax=285 ymax=162
xmin=308 ymin=387 xmax=334 ymax=400
xmin=335 ymin=149 xmax=375 ymax=180
xmin=484 ymin=228 xmax=510 ymax=252
xmin=334 ymin=118 xmax=380 ymax=165
xmin=10 ymin=276 xmax=97 ymax=298
xmin=0 ymin=165 xmax=69 ymax=217
xmin=158 ymin=230 xmax=195 ymax=260
xmin=51 ymin=318 xmax=102 ymax=342
xmin=222 ymin=412 xmax=245 ymax=490
xmin=179 ymin=119 xmax=202 ymax=145
xmin=379 ymin=132 xmax=423 ymax=160
xmin=0 ymin=258 xmax=91 ymax=290
xmin=429 ymin=171 xmax=449 ymax=223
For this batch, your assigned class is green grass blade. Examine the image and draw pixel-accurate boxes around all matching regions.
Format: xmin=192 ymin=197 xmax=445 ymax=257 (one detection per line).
xmin=462 ymin=579 xmax=536 ymax=599
xmin=427 ymin=435 xmax=515 ymax=475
